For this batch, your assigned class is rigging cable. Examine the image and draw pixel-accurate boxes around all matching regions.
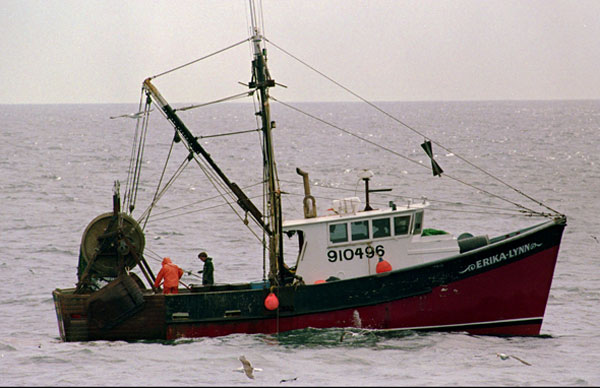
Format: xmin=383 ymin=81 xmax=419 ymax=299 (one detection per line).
xmin=128 ymin=91 xmax=269 ymax=247
xmin=175 ymin=90 xmax=255 ymax=112
xmin=191 ymin=127 xmax=260 ymax=139
xmin=189 ymin=152 xmax=267 ymax=245
xmin=143 ymin=247 xmax=202 ymax=280
xmin=145 ymin=102 xmax=268 ymax=244
xmin=125 ymin=92 xmax=153 ymax=214
xmin=124 ymin=90 xmax=145 ymax=213
xmin=269 ymin=95 xmax=545 ymax=216
xmin=264 ymin=38 xmax=561 ymax=217
xmin=276 ymin=180 xmax=528 ymax=217
xmin=137 ymin=153 xmax=191 ymax=228
xmin=149 ymin=38 xmax=251 ymax=80
xmin=147 ymin=194 xmax=260 ymax=222
xmin=147 ymin=182 xmax=263 ymax=220
xmin=278 ymin=178 xmax=528 ymax=214
xmin=138 ymin=134 xmax=187 ymax=230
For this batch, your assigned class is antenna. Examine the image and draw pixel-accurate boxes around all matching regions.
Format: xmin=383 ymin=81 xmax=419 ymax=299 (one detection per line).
xmin=359 ymin=170 xmax=392 ymax=211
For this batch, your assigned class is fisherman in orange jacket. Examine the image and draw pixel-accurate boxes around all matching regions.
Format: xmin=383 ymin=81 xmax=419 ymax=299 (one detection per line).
xmin=153 ymin=257 xmax=184 ymax=294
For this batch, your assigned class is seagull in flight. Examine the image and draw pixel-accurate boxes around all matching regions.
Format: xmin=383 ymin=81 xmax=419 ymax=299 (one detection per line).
xmin=109 ymin=109 xmax=153 ymax=119
xmin=496 ymin=353 xmax=532 ymax=366
xmin=236 ymin=355 xmax=262 ymax=379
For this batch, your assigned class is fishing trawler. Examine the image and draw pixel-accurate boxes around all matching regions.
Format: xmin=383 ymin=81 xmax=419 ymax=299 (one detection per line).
xmin=52 ymin=2 xmax=566 ymax=342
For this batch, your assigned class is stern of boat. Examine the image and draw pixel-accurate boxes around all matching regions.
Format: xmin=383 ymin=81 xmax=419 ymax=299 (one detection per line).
xmin=52 ymin=276 xmax=166 ymax=342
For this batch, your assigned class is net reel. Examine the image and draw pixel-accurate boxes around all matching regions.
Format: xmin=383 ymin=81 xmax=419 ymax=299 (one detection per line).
xmin=79 ymin=212 xmax=145 ymax=278
xmin=75 ymin=182 xmax=147 ymax=293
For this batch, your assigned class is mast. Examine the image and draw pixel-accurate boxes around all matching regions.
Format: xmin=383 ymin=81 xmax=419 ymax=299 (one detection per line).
xmin=248 ymin=2 xmax=284 ymax=285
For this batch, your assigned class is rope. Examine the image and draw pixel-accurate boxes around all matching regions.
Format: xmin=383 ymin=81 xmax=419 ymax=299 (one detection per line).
xmin=188 ymin=153 xmax=267 ymax=245
xmin=271 ymin=96 xmax=429 ymax=171
xmin=139 ymin=101 xmax=267 ymax=245
xmin=125 ymin=93 xmax=152 ymax=214
xmin=175 ymin=90 xmax=255 ymax=112
xmin=148 ymin=193 xmax=262 ymax=223
xmin=143 ymin=247 xmax=202 ymax=281
xmin=160 ymin=115 xmax=261 ymax=244
xmin=150 ymin=38 xmax=251 ymax=80
xmin=265 ymin=38 xmax=561 ymax=216
xmin=193 ymin=127 xmax=261 ymax=140
xmin=270 ymin=96 xmax=544 ymax=216
xmin=124 ymin=90 xmax=146 ymax=213
xmin=146 ymin=182 xmax=263 ymax=220
xmin=277 ymin=178 xmax=525 ymax=213
xmin=137 ymin=154 xmax=191 ymax=228
xmin=139 ymin=133 xmax=180 ymax=230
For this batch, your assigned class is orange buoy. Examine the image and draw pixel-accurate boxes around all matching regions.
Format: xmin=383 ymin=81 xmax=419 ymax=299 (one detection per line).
xmin=376 ymin=257 xmax=392 ymax=273
xmin=314 ymin=279 xmax=326 ymax=284
xmin=264 ymin=292 xmax=279 ymax=310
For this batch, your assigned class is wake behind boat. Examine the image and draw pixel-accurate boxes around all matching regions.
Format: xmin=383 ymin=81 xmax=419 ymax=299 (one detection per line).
xmin=53 ymin=2 xmax=566 ymax=342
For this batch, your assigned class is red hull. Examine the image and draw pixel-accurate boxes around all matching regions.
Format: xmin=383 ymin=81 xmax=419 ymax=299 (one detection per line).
xmin=168 ymin=245 xmax=559 ymax=339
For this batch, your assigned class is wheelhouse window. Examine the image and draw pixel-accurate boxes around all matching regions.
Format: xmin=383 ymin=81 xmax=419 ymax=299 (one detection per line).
xmin=413 ymin=211 xmax=423 ymax=235
xmin=394 ymin=215 xmax=411 ymax=235
xmin=351 ymin=220 xmax=369 ymax=241
xmin=372 ymin=218 xmax=391 ymax=238
xmin=329 ymin=223 xmax=348 ymax=244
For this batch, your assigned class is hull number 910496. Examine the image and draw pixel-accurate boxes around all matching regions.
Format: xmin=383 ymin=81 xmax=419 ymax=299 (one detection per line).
xmin=327 ymin=245 xmax=385 ymax=262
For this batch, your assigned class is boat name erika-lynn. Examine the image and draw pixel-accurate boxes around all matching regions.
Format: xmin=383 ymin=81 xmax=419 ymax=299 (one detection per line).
xmin=459 ymin=242 xmax=544 ymax=274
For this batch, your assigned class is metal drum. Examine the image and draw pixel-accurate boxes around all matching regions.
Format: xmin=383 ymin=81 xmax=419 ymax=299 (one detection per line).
xmin=80 ymin=212 xmax=145 ymax=278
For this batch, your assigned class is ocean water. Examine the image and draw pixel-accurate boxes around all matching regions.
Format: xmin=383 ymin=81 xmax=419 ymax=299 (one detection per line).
xmin=1 ymin=100 xmax=599 ymax=386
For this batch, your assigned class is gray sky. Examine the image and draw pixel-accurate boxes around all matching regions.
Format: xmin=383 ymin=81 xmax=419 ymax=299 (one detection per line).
xmin=2 ymin=0 xmax=599 ymax=104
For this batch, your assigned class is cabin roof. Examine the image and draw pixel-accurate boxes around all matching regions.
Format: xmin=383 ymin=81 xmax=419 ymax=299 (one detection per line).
xmin=283 ymin=202 xmax=429 ymax=229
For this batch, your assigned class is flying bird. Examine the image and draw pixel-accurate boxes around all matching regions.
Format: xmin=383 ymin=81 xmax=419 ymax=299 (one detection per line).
xmin=236 ymin=355 xmax=262 ymax=379
xmin=340 ymin=328 xmax=371 ymax=342
xmin=496 ymin=353 xmax=532 ymax=366
xmin=109 ymin=109 xmax=153 ymax=119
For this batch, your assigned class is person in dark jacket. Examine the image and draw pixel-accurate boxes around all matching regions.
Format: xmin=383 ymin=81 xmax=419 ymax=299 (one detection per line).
xmin=153 ymin=257 xmax=184 ymax=294
xmin=197 ymin=251 xmax=214 ymax=286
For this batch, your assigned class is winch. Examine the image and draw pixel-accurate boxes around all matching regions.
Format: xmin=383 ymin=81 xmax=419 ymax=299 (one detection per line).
xmin=75 ymin=183 xmax=146 ymax=292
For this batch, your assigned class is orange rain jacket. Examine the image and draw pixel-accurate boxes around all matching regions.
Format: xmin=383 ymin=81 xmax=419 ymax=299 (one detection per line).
xmin=153 ymin=257 xmax=184 ymax=289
